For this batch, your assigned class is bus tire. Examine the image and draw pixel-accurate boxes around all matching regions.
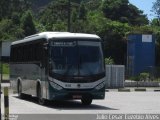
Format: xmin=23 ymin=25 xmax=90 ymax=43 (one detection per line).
xmin=81 ymin=97 xmax=92 ymax=105
xmin=17 ymin=81 xmax=24 ymax=99
xmin=37 ymin=84 xmax=45 ymax=105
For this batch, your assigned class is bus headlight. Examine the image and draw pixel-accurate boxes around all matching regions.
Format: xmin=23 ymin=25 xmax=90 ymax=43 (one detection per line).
xmin=50 ymin=82 xmax=63 ymax=90
xmin=95 ymin=82 xmax=105 ymax=90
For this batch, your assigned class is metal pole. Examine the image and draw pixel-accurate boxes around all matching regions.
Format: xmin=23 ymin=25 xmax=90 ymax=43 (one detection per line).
xmin=68 ymin=0 xmax=71 ymax=32
xmin=4 ymin=87 xmax=9 ymax=120
xmin=0 ymin=41 xmax=11 ymax=120
xmin=0 ymin=46 xmax=2 ymax=120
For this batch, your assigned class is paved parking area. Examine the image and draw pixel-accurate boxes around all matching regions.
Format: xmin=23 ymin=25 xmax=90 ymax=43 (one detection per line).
xmin=1 ymin=92 xmax=160 ymax=114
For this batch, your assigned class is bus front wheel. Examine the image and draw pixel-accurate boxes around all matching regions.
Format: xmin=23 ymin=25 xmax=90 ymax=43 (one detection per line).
xmin=81 ymin=97 xmax=92 ymax=105
xmin=37 ymin=85 xmax=45 ymax=105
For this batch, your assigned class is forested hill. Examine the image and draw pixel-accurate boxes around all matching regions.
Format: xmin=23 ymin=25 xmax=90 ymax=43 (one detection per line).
xmin=30 ymin=0 xmax=85 ymax=5
xmin=1 ymin=0 xmax=160 ymax=65
xmin=29 ymin=0 xmax=52 ymax=9
xmin=29 ymin=0 xmax=85 ymax=10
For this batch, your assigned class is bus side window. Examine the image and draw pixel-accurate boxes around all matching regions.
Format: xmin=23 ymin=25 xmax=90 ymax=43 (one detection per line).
xmin=10 ymin=47 xmax=13 ymax=62
xmin=15 ymin=47 xmax=18 ymax=62
xmin=19 ymin=46 xmax=23 ymax=62
xmin=21 ymin=46 xmax=24 ymax=62
xmin=23 ymin=45 xmax=27 ymax=62
xmin=31 ymin=45 xmax=34 ymax=61
xmin=11 ymin=47 xmax=15 ymax=62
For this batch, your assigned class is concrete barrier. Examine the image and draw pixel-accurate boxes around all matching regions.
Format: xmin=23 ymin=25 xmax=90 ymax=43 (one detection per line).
xmin=125 ymin=81 xmax=160 ymax=87
xmin=154 ymin=90 xmax=160 ymax=92
xmin=135 ymin=88 xmax=146 ymax=91
xmin=118 ymin=88 xmax=130 ymax=92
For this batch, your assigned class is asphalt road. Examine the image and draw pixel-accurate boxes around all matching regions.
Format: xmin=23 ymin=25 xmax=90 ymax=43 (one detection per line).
xmin=1 ymin=92 xmax=160 ymax=120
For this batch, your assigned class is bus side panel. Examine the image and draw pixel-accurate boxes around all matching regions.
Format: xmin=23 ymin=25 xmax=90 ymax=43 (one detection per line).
xmin=26 ymin=64 xmax=41 ymax=96
xmin=10 ymin=63 xmax=44 ymax=96
xmin=10 ymin=64 xmax=18 ymax=93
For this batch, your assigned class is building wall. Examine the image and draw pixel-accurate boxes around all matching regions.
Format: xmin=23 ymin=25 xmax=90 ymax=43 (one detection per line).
xmin=127 ymin=34 xmax=155 ymax=76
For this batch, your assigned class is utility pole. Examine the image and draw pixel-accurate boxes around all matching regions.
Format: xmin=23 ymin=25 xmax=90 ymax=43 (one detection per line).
xmin=68 ymin=0 xmax=71 ymax=32
xmin=0 ymin=42 xmax=11 ymax=120
xmin=0 ymin=42 xmax=2 ymax=120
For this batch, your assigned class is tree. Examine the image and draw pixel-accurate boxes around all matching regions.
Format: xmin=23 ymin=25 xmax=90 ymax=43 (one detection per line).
xmin=102 ymin=0 xmax=149 ymax=25
xmin=0 ymin=19 xmax=24 ymax=40
xmin=11 ymin=12 xmax=21 ymax=25
xmin=38 ymin=0 xmax=69 ymax=31
xmin=0 ymin=0 xmax=11 ymax=19
xmin=71 ymin=8 xmax=78 ymax=23
xmin=0 ymin=0 xmax=31 ymax=20
xmin=78 ymin=1 xmax=87 ymax=20
xmin=86 ymin=11 xmax=130 ymax=64
xmin=151 ymin=18 xmax=160 ymax=26
xmin=153 ymin=0 xmax=160 ymax=18
xmin=86 ymin=0 xmax=102 ymax=11
xmin=21 ymin=11 xmax=36 ymax=36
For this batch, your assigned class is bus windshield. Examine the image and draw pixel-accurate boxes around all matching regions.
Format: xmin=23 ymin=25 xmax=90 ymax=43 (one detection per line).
xmin=49 ymin=40 xmax=104 ymax=76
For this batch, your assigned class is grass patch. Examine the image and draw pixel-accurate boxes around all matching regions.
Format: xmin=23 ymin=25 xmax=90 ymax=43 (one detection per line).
xmin=3 ymin=74 xmax=9 ymax=80
xmin=0 ymin=63 xmax=9 ymax=74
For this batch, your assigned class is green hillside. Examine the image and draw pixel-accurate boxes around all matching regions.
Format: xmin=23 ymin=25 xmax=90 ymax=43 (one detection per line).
xmin=29 ymin=0 xmax=85 ymax=10
xmin=0 ymin=0 xmax=160 ymax=65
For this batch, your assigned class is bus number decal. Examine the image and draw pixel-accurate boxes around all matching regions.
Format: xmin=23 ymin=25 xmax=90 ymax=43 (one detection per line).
xmin=65 ymin=84 xmax=71 ymax=88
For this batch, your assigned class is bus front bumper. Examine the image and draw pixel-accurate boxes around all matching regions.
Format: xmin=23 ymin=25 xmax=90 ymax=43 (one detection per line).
xmin=48 ymin=87 xmax=105 ymax=100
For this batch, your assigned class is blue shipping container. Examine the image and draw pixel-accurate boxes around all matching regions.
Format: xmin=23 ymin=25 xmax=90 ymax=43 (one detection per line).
xmin=127 ymin=34 xmax=155 ymax=76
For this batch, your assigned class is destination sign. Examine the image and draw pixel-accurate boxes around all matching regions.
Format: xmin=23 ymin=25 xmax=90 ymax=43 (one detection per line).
xmin=50 ymin=41 xmax=76 ymax=46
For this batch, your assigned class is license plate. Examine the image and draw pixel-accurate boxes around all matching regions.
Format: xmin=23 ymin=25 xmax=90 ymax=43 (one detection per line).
xmin=73 ymin=95 xmax=82 ymax=99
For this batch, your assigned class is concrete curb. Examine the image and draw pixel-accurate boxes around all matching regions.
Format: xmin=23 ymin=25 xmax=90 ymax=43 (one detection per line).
xmin=154 ymin=90 xmax=160 ymax=92
xmin=134 ymin=88 xmax=146 ymax=91
xmin=118 ymin=88 xmax=131 ymax=92
xmin=105 ymin=90 xmax=109 ymax=92
xmin=106 ymin=88 xmax=160 ymax=92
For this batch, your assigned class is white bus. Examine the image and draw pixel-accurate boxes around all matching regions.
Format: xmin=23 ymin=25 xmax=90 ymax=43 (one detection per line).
xmin=10 ymin=32 xmax=106 ymax=105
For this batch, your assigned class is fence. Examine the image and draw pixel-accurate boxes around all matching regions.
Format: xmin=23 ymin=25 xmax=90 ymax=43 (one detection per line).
xmin=105 ymin=65 xmax=125 ymax=89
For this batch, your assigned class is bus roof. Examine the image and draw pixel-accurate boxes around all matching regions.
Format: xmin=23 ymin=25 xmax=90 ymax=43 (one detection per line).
xmin=12 ymin=32 xmax=101 ymax=45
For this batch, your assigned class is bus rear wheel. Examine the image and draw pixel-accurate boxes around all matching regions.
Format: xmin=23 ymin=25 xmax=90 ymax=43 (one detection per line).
xmin=17 ymin=82 xmax=23 ymax=99
xmin=17 ymin=81 xmax=30 ymax=99
xmin=81 ymin=97 xmax=92 ymax=105
xmin=37 ymin=85 xmax=45 ymax=105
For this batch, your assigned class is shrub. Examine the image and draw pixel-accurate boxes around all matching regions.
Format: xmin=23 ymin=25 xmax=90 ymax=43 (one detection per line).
xmin=105 ymin=57 xmax=114 ymax=65
xmin=139 ymin=72 xmax=149 ymax=81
